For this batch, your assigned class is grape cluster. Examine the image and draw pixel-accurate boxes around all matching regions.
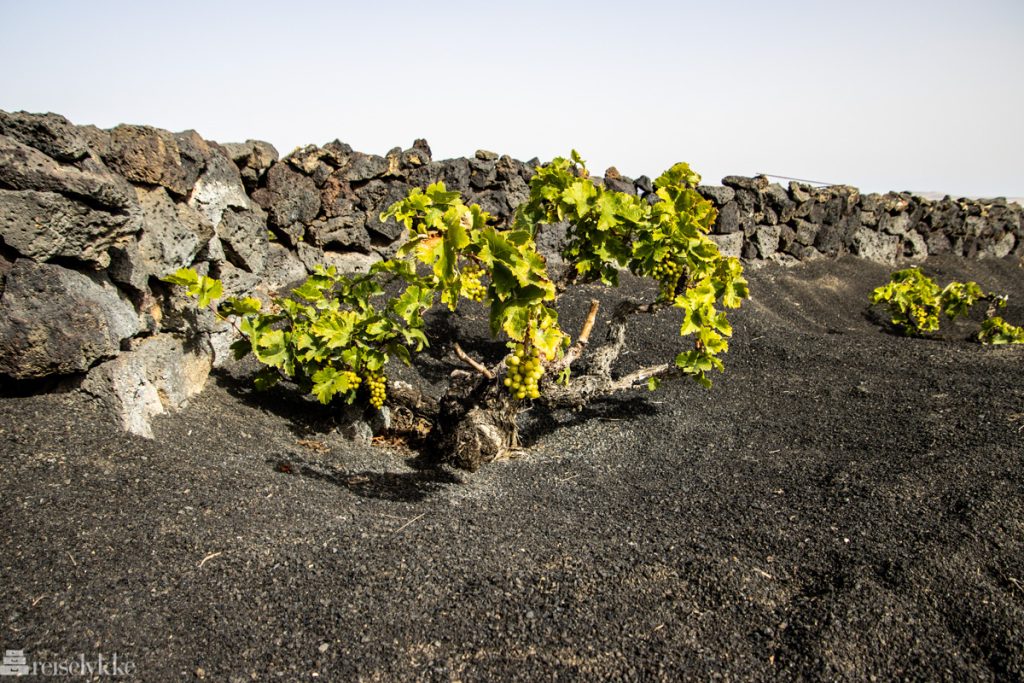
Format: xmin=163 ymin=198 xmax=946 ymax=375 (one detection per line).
xmin=652 ymin=259 xmax=683 ymax=298
xmin=908 ymin=304 xmax=936 ymax=332
xmin=365 ymin=371 xmax=387 ymax=408
xmin=503 ymin=343 xmax=542 ymax=400
xmin=343 ymin=370 xmax=362 ymax=391
xmin=652 ymin=259 xmax=682 ymax=284
xmin=461 ymin=265 xmax=487 ymax=302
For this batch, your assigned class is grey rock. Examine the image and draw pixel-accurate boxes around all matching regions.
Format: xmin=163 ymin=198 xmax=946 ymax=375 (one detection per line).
xmin=296 ymin=242 xmax=326 ymax=272
xmin=764 ymin=184 xmax=796 ymax=223
xmin=438 ymin=158 xmax=471 ymax=190
xmin=0 ymin=110 xmax=90 ymax=162
xmin=789 ymin=182 xmax=813 ymax=203
xmin=0 ymin=189 xmax=140 ymax=268
xmin=602 ymin=175 xmax=635 ymax=195
xmin=256 ymin=162 xmax=321 ymax=228
xmin=859 ymin=210 xmax=878 ymax=227
xmin=722 ymin=175 xmax=770 ymax=193
xmin=793 ymin=219 xmax=818 ymax=246
xmin=173 ymin=130 xmax=214 ymax=190
xmin=902 ymin=231 xmax=928 ymax=260
xmin=222 ymin=139 xmax=279 ymax=190
xmin=752 ymin=225 xmax=781 ymax=258
xmin=634 ymin=175 xmax=654 ymax=195
xmin=880 ymin=212 xmax=911 ymax=236
xmin=0 ymin=134 xmax=138 ymax=212
xmin=534 ymin=221 xmax=569 ymax=264
xmin=286 ymin=145 xmax=332 ymax=177
xmin=309 ymin=216 xmax=371 ymax=252
xmin=474 ymin=149 xmax=499 ymax=161
xmin=273 ymin=222 xmax=307 ymax=248
xmin=264 ymin=243 xmax=308 ymax=292
xmin=80 ymin=333 xmax=212 ymax=438
xmin=339 ymin=404 xmax=374 ymax=445
xmin=101 ymin=125 xmax=197 ymax=197
xmin=358 ymin=180 xmax=412 ymax=242
xmin=383 ymin=147 xmax=405 ymax=178
xmin=401 ymin=145 xmax=431 ymax=169
xmin=467 ymin=189 xmax=511 ymax=221
xmin=926 ymin=231 xmax=952 ymax=255
xmin=213 ymin=260 xmax=261 ymax=298
xmin=713 ymin=202 xmax=741 ymax=234
xmin=134 ymin=185 xmax=214 ymax=278
xmin=0 ymin=260 xmax=140 ymax=379
xmin=320 ymin=140 xmax=354 ymax=167
xmin=850 ymin=227 xmax=901 ymax=265
xmin=343 ymin=153 xmax=388 ymax=182
xmin=697 ymin=185 xmax=735 ymax=206
xmin=708 ymin=232 xmax=744 ymax=259
xmin=813 ymin=221 xmax=845 ymax=257
xmin=469 ymin=158 xmax=497 ymax=190
xmin=188 ymin=148 xmax=250 ymax=227
xmin=406 ymin=163 xmax=441 ymax=188
xmin=779 ymin=224 xmax=797 ymax=254
xmin=217 ymin=205 xmax=269 ymax=273
xmin=990 ymin=232 xmax=1016 ymax=259
xmin=322 ymin=250 xmax=381 ymax=274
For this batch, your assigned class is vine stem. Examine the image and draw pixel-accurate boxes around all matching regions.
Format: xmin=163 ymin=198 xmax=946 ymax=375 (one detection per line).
xmin=453 ymin=343 xmax=494 ymax=379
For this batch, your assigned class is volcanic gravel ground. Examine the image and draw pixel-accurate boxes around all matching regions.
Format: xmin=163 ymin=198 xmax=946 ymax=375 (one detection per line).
xmin=2 ymin=255 xmax=1023 ymax=680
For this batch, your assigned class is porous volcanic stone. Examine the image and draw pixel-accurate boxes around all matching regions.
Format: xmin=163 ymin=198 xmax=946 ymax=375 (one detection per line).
xmin=80 ymin=333 xmax=212 ymax=438
xmin=0 ymin=260 xmax=140 ymax=379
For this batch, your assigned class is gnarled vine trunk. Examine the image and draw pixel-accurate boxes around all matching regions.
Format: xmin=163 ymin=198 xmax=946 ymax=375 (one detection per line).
xmin=385 ymin=299 xmax=680 ymax=471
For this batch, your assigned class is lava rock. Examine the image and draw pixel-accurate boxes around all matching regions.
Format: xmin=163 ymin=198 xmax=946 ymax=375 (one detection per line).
xmin=697 ymin=185 xmax=736 ymax=207
xmin=0 ymin=110 xmax=91 ymax=162
xmin=0 ymin=188 xmax=140 ymax=269
xmin=850 ymin=227 xmax=901 ymax=265
xmin=0 ymin=134 xmax=137 ymax=213
xmin=187 ymin=148 xmax=250 ymax=227
xmin=308 ymin=217 xmax=371 ymax=252
xmin=709 ymin=232 xmax=744 ymax=259
xmin=713 ymin=202 xmax=741 ymax=234
xmin=255 ymin=162 xmax=321 ymax=229
xmin=0 ymin=260 xmax=140 ymax=379
xmin=221 ymin=139 xmax=279 ymax=191
xmin=80 ymin=333 xmax=212 ymax=439
xmin=217 ymin=205 xmax=269 ymax=274
xmin=101 ymin=125 xmax=198 ymax=197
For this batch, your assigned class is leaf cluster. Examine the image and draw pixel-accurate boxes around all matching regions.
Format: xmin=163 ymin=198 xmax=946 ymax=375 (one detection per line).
xmin=165 ymin=262 xmax=435 ymax=406
xmin=512 ymin=151 xmax=748 ymax=386
xmin=382 ymin=181 xmax=569 ymax=361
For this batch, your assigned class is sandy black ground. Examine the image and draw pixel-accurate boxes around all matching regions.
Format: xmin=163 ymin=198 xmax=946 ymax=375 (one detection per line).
xmin=2 ymin=255 xmax=1023 ymax=681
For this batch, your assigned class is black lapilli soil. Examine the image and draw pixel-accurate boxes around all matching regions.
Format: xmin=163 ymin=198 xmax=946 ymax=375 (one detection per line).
xmin=1 ymin=255 xmax=1022 ymax=680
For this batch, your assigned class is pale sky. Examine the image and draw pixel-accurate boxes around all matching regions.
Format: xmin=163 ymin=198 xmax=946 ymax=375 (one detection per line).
xmin=1 ymin=0 xmax=1022 ymax=197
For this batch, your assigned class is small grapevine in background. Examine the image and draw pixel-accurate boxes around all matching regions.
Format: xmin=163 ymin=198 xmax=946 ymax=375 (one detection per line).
xmin=869 ymin=267 xmax=1023 ymax=344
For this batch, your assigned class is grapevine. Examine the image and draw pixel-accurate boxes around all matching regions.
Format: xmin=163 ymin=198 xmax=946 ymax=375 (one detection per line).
xmin=870 ymin=268 xmax=1022 ymax=344
xmin=166 ymin=151 xmax=751 ymax=468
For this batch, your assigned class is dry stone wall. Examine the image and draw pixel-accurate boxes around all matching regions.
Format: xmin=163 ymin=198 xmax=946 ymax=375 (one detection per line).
xmin=1 ymin=109 xmax=1021 ymax=437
